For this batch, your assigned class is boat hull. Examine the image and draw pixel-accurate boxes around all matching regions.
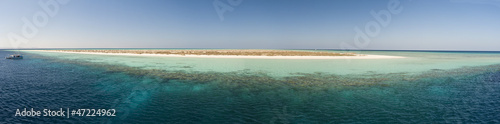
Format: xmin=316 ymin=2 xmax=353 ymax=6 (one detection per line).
xmin=5 ymin=55 xmax=23 ymax=59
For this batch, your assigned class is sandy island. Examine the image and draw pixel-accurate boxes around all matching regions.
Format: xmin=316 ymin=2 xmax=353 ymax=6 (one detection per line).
xmin=25 ymin=50 xmax=406 ymax=59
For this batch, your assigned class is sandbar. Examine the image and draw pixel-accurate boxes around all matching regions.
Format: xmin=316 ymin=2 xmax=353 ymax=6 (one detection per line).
xmin=24 ymin=50 xmax=406 ymax=59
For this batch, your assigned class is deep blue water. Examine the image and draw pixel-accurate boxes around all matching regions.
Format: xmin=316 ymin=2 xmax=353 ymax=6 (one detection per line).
xmin=1 ymin=50 xmax=500 ymax=123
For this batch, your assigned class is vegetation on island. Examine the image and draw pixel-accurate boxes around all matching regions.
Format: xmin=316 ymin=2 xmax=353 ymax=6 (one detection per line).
xmin=47 ymin=49 xmax=357 ymax=56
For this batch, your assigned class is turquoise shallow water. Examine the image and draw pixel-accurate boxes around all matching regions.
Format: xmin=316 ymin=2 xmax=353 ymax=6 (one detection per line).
xmin=24 ymin=50 xmax=500 ymax=77
xmin=1 ymin=49 xmax=500 ymax=123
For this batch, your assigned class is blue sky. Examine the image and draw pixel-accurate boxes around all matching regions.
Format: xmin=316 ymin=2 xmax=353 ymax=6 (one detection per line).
xmin=1 ymin=0 xmax=499 ymax=50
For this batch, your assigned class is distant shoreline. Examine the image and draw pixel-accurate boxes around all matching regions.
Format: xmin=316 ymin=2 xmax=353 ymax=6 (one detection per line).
xmin=24 ymin=50 xmax=406 ymax=59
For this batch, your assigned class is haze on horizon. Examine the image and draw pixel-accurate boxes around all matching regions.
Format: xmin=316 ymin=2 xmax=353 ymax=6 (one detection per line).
xmin=1 ymin=0 xmax=499 ymax=51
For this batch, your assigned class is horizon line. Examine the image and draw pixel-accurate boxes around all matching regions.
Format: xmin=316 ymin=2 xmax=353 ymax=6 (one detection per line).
xmin=3 ymin=48 xmax=500 ymax=52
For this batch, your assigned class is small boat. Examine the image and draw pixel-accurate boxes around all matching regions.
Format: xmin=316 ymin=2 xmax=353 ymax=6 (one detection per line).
xmin=5 ymin=54 xmax=23 ymax=59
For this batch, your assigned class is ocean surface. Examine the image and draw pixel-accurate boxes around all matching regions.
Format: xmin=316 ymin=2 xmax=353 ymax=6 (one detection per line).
xmin=1 ymin=49 xmax=500 ymax=123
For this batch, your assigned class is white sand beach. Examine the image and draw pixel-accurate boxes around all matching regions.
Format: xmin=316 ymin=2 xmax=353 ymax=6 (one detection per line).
xmin=25 ymin=50 xmax=406 ymax=59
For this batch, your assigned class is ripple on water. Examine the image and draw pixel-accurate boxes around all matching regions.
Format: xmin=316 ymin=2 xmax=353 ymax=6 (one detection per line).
xmin=2 ymin=51 xmax=500 ymax=123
